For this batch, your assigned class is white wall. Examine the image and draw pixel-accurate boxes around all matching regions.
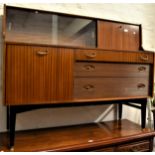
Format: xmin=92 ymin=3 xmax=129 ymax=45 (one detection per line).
xmin=0 ymin=3 xmax=155 ymax=132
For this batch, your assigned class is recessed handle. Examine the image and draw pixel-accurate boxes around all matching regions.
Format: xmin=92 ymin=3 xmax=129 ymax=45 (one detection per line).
xmin=83 ymin=84 xmax=95 ymax=91
xmin=138 ymin=66 xmax=146 ymax=72
xmin=140 ymin=54 xmax=149 ymax=61
xmin=36 ymin=50 xmax=48 ymax=56
xmin=137 ymin=83 xmax=145 ymax=89
xmin=85 ymin=52 xmax=97 ymax=59
xmin=84 ymin=65 xmax=95 ymax=71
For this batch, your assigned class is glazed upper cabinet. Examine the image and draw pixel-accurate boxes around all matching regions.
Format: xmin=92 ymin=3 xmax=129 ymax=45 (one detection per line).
xmin=3 ymin=5 xmax=154 ymax=106
xmin=5 ymin=6 xmax=96 ymax=48
xmin=98 ymin=21 xmax=140 ymax=51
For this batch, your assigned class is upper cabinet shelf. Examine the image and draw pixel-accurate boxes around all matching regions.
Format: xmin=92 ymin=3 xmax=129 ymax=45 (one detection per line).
xmin=4 ymin=5 xmax=142 ymax=51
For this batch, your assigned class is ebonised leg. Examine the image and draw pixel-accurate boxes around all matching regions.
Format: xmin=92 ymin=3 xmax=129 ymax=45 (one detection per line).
xmin=118 ymin=103 xmax=123 ymax=120
xmin=9 ymin=107 xmax=16 ymax=151
xmin=141 ymin=100 xmax=147 ymax=129
xmin=152 ymin=111 xmax=155 ymax=130
xmin=7 ymin=106 xmax=10 ymax=130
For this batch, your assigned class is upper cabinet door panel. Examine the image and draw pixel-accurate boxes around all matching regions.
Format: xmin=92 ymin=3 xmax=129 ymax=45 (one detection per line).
xmin=98 ymin=21 xmax=123 ymax=50
xmin=5 ymin=45 xmax=57 ymax=105
xmin=5 ymin=7 xmax=96 ymax=48
xmin=123 ymin=25 xmax=140 ymax=51
xmin=98 ymin=21 xmax=140 ymax=51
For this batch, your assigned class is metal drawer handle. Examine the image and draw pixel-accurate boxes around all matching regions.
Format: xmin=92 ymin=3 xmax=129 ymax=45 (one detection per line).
xmin=36 ymin=50 xmax=48 ymax=56
xmin=85 ymin=52 xmax=96 ymax=59
xmin=83 ymin=84 xmax=95 ymax=91
xmin=138 ymin=66 xmax=146 ymax=72
xmin=84 ymin=65 xmax=95 ymax=71
xmin=137 ymin=83 xmax=145 ymax=89
xmin=140 ymin=54 xmax=149 ymax=61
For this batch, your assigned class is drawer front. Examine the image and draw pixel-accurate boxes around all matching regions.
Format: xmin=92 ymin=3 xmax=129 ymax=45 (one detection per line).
xmin=75 ymin=50 xmax=153 ymax=64
xmin=116 ymin=141 xmax=150 ymax=152
xmin=75 ymin=62 xmax=150 ymax=77
xmin=74 ymin=78 xmax=149 ymax=99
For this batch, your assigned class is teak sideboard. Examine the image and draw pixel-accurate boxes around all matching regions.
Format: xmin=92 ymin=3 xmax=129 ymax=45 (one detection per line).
xmin=2 ymin=5 xmax=155 ymax=150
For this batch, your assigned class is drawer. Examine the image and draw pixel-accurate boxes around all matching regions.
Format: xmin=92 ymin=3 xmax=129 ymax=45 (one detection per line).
xmin=74 ymin=77 xmax=149 ymax=99
xmin=74 ymin=62 xmax=150 ymax=77
xmin=75 ymin=49 xmax=154 ymax=64
xmin=116 ymin=141 xmax=150 ymax=152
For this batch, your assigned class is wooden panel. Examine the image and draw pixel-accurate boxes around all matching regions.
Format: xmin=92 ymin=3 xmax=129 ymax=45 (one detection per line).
xmin=123 ymin=25 xmax=140 ymax=51
xmin=98 ymin=20 xmax=112 ymax=49
xmin=97 ymin=21 xmax=140 ymax=51
xmin=74 ymin=77 xmax=149 ymax=99
xmin=75 ymin=49 xmax=154 ymax=64
xmin=98 ymin=21 xmax=123 ymax=50
xmin=57 ymin=48 xmax=74 ymax=101
xmin=5 ymin=45 xmax=57 ymax=105
xmin=75 ymin=62 xmax=150 ymax=77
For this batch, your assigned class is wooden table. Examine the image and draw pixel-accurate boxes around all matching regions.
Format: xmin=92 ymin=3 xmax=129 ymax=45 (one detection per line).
xmin=1 ymin=119 xmax=155 ymax=152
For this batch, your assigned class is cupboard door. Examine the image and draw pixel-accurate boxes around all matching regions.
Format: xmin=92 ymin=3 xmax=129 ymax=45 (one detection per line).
xmin=98 ymin=21 xmax=123 ymax=50
xmin=98 ymin=21 xmax=140 ymax=51
xmin=123 ymin=25 xmax=140 ymax=51
xmin=57 ymin=48 xmax=74 ymax=101
xmin=5 ymin=45 xmax=57 ymax=105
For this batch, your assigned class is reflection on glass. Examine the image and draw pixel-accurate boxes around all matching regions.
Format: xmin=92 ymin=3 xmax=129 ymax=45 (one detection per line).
xmin=6 ymin=8 xmax=96 ymax=48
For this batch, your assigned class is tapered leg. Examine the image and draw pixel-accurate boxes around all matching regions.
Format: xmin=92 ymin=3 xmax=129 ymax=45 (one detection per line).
xmin=152 ymin=111 xmax=155 ymax=130
xmin=9 ymin=107 xmax=16 ymax=150
xmin=141 ymin=101 xmax=147 ymax=129
xmin=7 ymin=106 xmax=10 ymax=130
xmin=118 ymin=103 xmax=123 ymax=120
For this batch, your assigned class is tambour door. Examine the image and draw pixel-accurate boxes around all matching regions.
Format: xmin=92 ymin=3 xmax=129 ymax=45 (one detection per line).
xmin=5 ymin=45 xmax=58 ymax=105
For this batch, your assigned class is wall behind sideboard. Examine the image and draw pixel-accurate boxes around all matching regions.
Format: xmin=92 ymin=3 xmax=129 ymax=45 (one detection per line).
xmin=0 ymin=3 xmax=155 ymax=132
